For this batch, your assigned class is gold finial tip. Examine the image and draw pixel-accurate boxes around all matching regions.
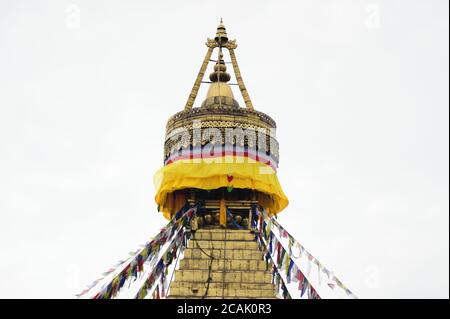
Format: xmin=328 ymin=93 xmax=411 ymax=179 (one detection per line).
xmin=217 ymin=18 xmax=225 ymax=29
xmin=215 ymin=18 xmax=228 ymax=44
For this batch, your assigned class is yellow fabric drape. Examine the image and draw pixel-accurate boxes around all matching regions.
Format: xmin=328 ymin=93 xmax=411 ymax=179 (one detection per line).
xmin=219 ymin=197 xmax=226 ymax=226
xmin=154 ymin=156 xmax=289 ymax=219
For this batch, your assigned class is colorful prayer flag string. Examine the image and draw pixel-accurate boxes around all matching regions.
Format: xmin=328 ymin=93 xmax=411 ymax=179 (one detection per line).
xmin=255 ymin=206 xmax=357 ymax=299
xmin=80 ymin=205 xmax=197 ymax=299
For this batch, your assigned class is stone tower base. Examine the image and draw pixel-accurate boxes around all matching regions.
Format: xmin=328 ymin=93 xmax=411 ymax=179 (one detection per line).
xmin=169 ymin=229 xmax=278 ymax=299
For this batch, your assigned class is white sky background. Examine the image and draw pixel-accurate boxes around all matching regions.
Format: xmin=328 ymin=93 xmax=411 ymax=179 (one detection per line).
xmin=0 ymin=0 xmax=448 ymax=298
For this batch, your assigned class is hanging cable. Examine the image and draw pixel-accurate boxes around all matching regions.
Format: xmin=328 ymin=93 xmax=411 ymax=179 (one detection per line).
xmin=189 ymin=217 xmax=216 ymax=299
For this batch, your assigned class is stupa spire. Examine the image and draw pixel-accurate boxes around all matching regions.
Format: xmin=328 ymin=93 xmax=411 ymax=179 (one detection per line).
xmin=209 ymin=52 xmax=230 ymax=83
xmin=77 ymin=21 xmax=355 ymax=301
xmin=183 ymin=20 xmax=254 ymax=110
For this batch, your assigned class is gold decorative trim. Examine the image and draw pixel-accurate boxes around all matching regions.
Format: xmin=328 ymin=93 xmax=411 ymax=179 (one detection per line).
xmin=206 ymin=38 xmax=218 ymax=48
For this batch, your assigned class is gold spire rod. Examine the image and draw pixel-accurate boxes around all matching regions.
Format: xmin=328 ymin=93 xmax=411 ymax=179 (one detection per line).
xmin=228 ymin=48 xmax=254 ymax=110
xmin=184 ymin=47 xmax=214 ymax=110
xmin=184 ymin=20 xmax=255 ymax=111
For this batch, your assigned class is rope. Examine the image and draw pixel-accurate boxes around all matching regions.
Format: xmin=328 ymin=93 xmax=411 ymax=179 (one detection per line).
xmin=221 ymin=226 xmax=227 ymax=299
xmin=202 ymin=247 xmax=214 ymax=299
xmin=190 ymin=228 xmax=215 ymax=299
xmin=209 ymin=59 xmax=232 ymax=64
xmin=192 ymin=231 xmax=215 ymax=259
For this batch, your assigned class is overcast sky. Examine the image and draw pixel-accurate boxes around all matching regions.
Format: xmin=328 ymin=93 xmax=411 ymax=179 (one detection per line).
xmin=0 ymin=0 xmax=448 ymax=298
